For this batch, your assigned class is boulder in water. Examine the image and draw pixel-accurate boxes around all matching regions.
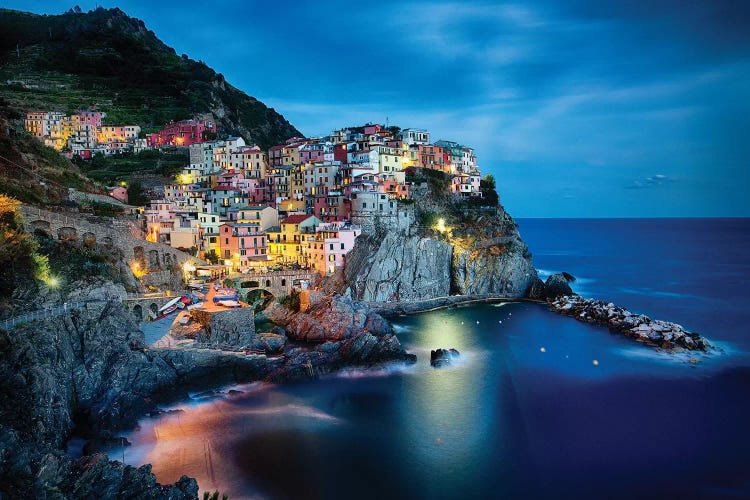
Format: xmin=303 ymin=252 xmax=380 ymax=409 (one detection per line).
xmin=544 ymin=273 xmax=573 ymax=299
xmin=430 ymin=348 xmax=460 ymax=368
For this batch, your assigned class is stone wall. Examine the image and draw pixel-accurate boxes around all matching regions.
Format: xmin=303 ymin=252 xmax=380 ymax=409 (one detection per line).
xmin=200 ymin=308 xmax=256 ymax=347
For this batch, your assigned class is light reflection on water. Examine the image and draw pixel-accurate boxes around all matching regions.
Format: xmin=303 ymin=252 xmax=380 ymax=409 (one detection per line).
xmin=119 ymin=219 xmax=750 ymax=499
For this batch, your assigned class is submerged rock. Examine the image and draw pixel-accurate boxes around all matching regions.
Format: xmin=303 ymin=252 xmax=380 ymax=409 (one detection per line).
xmin=430 ymin=348 xmax=460 ymax=368
xmin=549 ymin=295 xmax=711 ymax=351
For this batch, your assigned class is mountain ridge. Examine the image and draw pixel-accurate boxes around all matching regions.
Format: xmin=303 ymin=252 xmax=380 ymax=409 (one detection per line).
xmin=0 ymin=6 xmax=301 ymax=148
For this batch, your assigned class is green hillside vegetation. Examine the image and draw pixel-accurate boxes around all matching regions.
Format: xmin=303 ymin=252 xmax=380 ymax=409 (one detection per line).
xmin=0 ymin=100 xmax=101 ymax=204
xmin=73 ymin=148 xmax=189 ymax=184
xmin=0 ymin=7 xmax=301 ymax=147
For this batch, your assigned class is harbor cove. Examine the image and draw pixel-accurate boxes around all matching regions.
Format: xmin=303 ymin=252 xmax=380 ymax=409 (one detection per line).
xmin=119 ymin=218 xmax=750 ymax=499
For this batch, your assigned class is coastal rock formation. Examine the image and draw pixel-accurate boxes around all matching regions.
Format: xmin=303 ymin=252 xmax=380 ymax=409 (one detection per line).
xmin=345 ymin=233 xmax=453 ymax=302
xmin=345 ymin=215 xmax=537 ymax=302
xmin=452 ymin=233 xmax=536 ymax=297
xmin=525 ymin=272 xmax=575 ymax=301
xmin=544 ymin=273 xmax=574 ymax=299
xmin=0 ymin=298 xmax=199 ymax=496
xmin=430 ymin=348 xmax=460 ymax=368
xmin=267 ymin=295 xmax=416 ymax=381
xmin=285 ymin=295 xmax=393 ymax=342
xmin=0 ymin=282 xmax=417 ymax=496
xmin=549 ymin=295 xmax=711 ymax=351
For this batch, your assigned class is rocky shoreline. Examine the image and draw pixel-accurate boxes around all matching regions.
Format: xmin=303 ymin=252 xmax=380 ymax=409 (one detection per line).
xmin=549 ymin=294 xmax=711 ymax=351
xmin=0 ymin=284 xmax=415 ymax=498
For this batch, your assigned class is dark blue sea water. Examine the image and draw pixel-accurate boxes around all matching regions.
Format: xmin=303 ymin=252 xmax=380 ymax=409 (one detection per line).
xmin=124 ymin=219 xmax=750 ymax=499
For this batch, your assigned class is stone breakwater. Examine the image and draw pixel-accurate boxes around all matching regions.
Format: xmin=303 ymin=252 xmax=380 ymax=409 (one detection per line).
xmin=549 ymin=295 xmax=711 ymax=351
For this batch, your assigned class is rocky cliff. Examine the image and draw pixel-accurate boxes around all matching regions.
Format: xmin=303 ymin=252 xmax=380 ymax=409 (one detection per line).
xmin=0 ymin=288 xmax=198 ymax=496
xmin=0 ymin=280 xmax=416 ymax=496
xmin=344 ymin=177 xmax=538 ymax=302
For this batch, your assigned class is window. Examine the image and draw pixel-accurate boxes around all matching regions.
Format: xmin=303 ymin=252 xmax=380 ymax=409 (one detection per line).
xmin=329 ymin=243 xmax=334 ymax=250
xmin=340 ymin=243 xmax=345 ymax=250
xmin=225 ymin=238 xmax=229 ymax=244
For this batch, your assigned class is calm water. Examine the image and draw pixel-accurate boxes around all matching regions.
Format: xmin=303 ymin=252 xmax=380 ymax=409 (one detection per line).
xmin=124 ymin=219 xmax=750 ymax=499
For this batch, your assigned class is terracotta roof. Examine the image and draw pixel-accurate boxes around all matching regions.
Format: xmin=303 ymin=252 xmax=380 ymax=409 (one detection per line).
xmin=281 ymin=214 xmax=313 ymax=224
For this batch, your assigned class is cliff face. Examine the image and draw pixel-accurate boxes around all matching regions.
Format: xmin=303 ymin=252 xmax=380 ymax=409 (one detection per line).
xmin=0 ymin=290 xmax=197 ymax=496
xmin=346 ymin=233 xmax=453 ymax=301
xmin=345 ymin=180 xmax=538 ymax=302
xmin=451 ymin=211 xmax=537 ymax=297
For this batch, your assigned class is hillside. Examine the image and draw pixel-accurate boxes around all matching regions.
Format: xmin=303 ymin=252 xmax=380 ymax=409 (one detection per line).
xmin=0 ymin=6 xmax=301 ymax=148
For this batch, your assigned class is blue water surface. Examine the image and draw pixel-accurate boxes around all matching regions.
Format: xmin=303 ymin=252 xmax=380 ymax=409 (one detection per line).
xmin=124 ymin=219 xmax=750 ymax=499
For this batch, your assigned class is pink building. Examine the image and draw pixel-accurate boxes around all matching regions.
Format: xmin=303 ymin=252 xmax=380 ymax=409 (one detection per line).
xmin=299 ymin=144 xmax=326 ymax=163
xmin=313 ymin=192 xmax=348 ymax=222
xmin=77 ymin=111 xmax=105 ymax=129
xmin=303 ymin=222 xmax=362 ymax=276
xmin=146 ymin=119 xmax=216 ymax=147
xmin=364 ymin=124 xmax=382 ymax=135
xmin=109 ymin=186 xmax=128 ymax=203
xmin=219 ymin=222 xmax=268 ymax=269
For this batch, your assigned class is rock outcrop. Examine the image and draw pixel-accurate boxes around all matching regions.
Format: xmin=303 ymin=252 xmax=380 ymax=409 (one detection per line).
xmin=345 ymin=233 xmax=453 ymax=302
xmin=345 ymin=211 xmax=537 ymax=303
xmin=430 ymin=348 xmax=460 ymax=368
xmin=0 ymin=284 xmax=417 ymax=496
xmin=549 ymin=295 xmax=711 ymax=351
xmin=266 ymin=295 xmax=416 ymax=381
xmin=0 ymin=298 xmax=200 ymax=496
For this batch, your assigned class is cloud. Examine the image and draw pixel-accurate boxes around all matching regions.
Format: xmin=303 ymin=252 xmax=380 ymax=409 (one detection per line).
xmin=626 ymin=174 xmax=673 ymax=189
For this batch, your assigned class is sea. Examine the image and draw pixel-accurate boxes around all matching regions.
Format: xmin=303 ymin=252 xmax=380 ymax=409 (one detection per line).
xmin=121 ymin=218 xmax=750 ymax=499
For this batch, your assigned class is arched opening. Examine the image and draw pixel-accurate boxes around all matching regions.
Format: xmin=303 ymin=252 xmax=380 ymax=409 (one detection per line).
xmin=246 ymin=289 xmax=274 ymax=311
xmin=281 ymin=279 xmax=286 ymax=287
xmin=149 ymin=303 xmax=159 ymax=318
xmin=82 ymin=232 xmax=96 ymax=248
xmin=148 ymin=250 xmax=160 ymax=270
xmin=132 ymin=304 xmax=143 ymax=321
xmin=30 ymin=220 xmax=51 ymax=236
xmin=265 ymin=279 xmax=271 ymax=287
xmin=58 ymin=226 xmax=78 ymax=241
xmin=163 ymin=253 xmax=173 ymax=267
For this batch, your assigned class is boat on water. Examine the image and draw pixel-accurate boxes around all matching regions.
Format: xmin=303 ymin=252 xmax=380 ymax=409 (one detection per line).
xmin=153 ymin=295 xmax=194 ymax=321
xmin=212 ymin=288 xmax=239 ymax=304
xmin=218 ymin=300 xmax=241 ymax=308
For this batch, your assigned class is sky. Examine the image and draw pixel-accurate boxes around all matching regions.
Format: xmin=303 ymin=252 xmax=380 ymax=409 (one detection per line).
xmin=4 ymin=0 xmax=750 ymax=217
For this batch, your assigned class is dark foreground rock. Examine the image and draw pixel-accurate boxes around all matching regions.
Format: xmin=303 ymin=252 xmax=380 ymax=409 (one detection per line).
xmin=549 ymin=295 xmax=711 ymax=351
xmin=430 ymin=348 xmax=460 ymax=368
xmin=0 ymin=290 xmax=415 ymax=497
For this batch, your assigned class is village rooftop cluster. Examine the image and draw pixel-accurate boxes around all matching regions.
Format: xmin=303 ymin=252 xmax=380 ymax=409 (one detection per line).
xmin=25 ymin=114 xmax=484 ymax=276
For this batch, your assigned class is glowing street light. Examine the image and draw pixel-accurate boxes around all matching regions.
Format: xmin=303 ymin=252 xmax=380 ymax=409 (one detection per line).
xmin=46 ymin=275 xmax=60 ymax=289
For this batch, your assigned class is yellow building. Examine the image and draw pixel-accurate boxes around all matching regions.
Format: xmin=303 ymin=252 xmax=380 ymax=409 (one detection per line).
xmin=266 ymin=214 xmax=320 ymax=264
xmin=282 ymin=143 xmax=302 ymax=167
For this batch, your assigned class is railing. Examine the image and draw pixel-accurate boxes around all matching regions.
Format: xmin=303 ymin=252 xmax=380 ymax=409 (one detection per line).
xmin=1 ymin=298 xmax=118 ymax=331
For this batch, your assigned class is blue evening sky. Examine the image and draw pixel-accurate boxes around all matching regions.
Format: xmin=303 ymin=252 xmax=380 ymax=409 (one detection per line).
xmin=5 ymin=1 xmax=750 ymax=217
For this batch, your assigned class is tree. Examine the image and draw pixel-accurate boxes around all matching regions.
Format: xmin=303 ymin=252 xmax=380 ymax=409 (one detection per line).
xmin=127 ymin=181 xmax=148 ymax=206
xmin=480 ymin=175 xmax=499 ymax=207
